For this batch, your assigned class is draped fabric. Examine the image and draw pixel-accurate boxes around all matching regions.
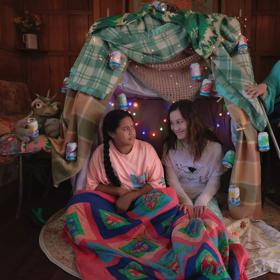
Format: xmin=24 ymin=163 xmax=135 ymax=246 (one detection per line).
xmin=50 ymin=90 xmax=112 ymax=186
xmin=225 ymin=100 xmax=262 ymax=219
xmin=68 ymin=3 xmax=266 ymax=131
xmin=65 ymin=188 xmax=248 ymax=280
xmin=52 ymin=4 xmax=263 ymax=219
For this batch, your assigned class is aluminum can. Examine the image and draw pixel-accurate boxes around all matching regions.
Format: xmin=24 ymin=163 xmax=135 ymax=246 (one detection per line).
xmin=26 ymin=117 xmax=39 ymax=138
xmin=199 ymin=78 xmax=213 ymax=96
xmin=117 ymin=93 xmax=128 ymax=110
xmin=66 ymin=142 xmax=77 ymax=161
xmin=152 ymin=1 xmax=167 ymax=12
xmin=258 ymin=131 xmax=270 ymax=152
xmin=190 ymin=63 xmax=202 ymax=80
xmin=238 ymin=35 xmax=248 ymax=54
xmin=228 ymin=184 xmax=240 ymax=206
xmin=222 ymin=150 xmax=235 ymax=169
xmin=109 ymin=51 xmax=122 ymax=70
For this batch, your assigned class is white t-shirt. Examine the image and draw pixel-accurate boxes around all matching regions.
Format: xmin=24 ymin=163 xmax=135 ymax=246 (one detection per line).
xmin=163 ymin=141 xmax=223 ymax=199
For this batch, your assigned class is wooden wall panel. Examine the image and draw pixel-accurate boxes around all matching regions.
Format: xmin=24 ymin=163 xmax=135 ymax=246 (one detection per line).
xmin=255 ymin=16 xmax=280 ymax=53
xmin=18 ymin=0 xmax=93 ymax=100
xmin=23 ymin=0 xmax=48 ymax=11
xmin=0 ymin=0 xmax=24 ymax=81
xmin=26 ymin=55 xmax=50 ymax=98
xmin=48 ymin=0 xmax=67 ymax=10
xmin=48 ymin=15 xmax=68 ymax=51
xmin=49 ymin=56 xmax=70 ymax=101
xmin=68 ymin=0 xmax=91 ymax=10
xmin=0 ymin=50 xmax=25 ymax=82
xmin=69 ymin=15 xmax=89 ymax=52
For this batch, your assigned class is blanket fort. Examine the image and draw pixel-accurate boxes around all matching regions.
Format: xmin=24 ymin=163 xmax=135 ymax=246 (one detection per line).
xmin=65 ymin=188 xmax=248 ymax=280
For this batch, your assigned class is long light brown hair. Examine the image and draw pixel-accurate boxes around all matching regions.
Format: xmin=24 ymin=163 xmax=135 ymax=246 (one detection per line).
xmin=165 ymin=100 xmax=219 ymax=161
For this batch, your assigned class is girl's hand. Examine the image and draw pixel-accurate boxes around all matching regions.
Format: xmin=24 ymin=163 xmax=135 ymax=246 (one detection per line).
xmin=193 ymin=206 xmax=206 ymax=218
xmin=245 ymin=83 xmax=267 ymax=98
xmin=115 ymin=192 xmax=134 ymax=212
xmin=116 ymin=187 xmax=129 ymax=197
xmin=179 ymin=203 xmax=194 ymax=219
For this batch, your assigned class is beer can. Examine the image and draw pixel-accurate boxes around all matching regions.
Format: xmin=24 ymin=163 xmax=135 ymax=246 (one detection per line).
xmin=117 ymin=93 xmax=128 ymax=110
xmin=228 ymin=184 xmax=240 ymax=206
xmin=66 ymin=142 xmax=77 ymax=161
xmin=152 ymin=1 xmax=167 ymax=12
xmin=109 ymin=51 xmax=122 ymax=70
xmin=199 ymin=78 xmax=213 ymax=96
xmin=222 ymin=150 xmax=235 ymax=169
xmin=238 ymin=35 xmax=248 ymax=54
xmin=190 ymin=63 xmax=202 ymax=80
xmin=258 ymin=131 xmax=270 ymax=152
xmin=26 ymin=117 xmax=39 ymax=138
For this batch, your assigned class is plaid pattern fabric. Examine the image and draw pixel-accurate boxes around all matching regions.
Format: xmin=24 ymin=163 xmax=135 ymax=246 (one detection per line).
xmin=68 ymin=3 xmax=266 ymax=131
xmin=226 ymin=100 xmax=262 ymax=219
xmin=54 ymin=4 xmax=264 ymax=216
xmin=50 ymin=90 xmax=112 ymax=185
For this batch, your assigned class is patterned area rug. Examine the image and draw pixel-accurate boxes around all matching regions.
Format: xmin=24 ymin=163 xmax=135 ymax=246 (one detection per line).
xmin=39 ymin=200 xmax=280 ymax=279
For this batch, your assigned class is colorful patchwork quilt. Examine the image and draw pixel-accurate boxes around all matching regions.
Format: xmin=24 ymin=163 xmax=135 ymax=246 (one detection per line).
xmin=65 ymin=188 xmax=248 ymax=280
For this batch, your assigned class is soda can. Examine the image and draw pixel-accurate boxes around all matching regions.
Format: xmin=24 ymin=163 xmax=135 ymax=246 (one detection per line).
xmin=190 ymin=63 xmax=202 ymax=80
xmin=199 ymin=78 xmax=213 ymax=96
xmin=66 ymin=142 xmax=77 ymax=161
xmin=117 ymin=93 xmax=128 ymax=110
xmin=222 ymin=150 xmax=235 ymax=169
xmin=152 ymin=1 xmax=167 ymax=12
xmin=238 ymin=35 xmax=248 ymax=54
xmin=109 ymin=51 xmax=122 ymax=70
xmin=258 ymin=131 xmax=270 ymax=152
xmin=61 ymin=77 xmax=69 ymax=94
xmin=26 ymin=117 xmax=39 ymax=138
xmin=228 ymin=184 xmax=240 ymax=206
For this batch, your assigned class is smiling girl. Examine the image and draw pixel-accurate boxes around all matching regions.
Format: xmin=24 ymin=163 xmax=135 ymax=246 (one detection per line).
xmin=163 ymin=100 xmax=223 ymax=219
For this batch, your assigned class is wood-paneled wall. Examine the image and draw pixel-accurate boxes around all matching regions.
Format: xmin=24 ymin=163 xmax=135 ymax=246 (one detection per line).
xmin=16 ymin=0 xmax=94 ymax=102
xmin=0 ymin=0 xmax=25 ymax=82
xmin=221 ymin=0 xmax=280 ymax=83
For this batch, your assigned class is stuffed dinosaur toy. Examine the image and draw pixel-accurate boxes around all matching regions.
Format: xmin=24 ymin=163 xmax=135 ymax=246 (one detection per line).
xmin=16 ymin=90 xmax=61 ymax=143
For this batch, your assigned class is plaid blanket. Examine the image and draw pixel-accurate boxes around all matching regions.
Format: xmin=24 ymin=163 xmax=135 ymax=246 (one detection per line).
xmin=68 ymin=3 xmax=266 ymax=131
xmin=49 ymin=90 xmax=112 ymax=185
xmin=65 ymin=188 xmax=248 ymax=280
xmin=225 ymin=100 xmax=262 ymax=219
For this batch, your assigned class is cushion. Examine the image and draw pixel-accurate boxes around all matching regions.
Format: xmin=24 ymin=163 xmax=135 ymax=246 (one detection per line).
xmin=0 ymin=80 xmax=31 ymax=116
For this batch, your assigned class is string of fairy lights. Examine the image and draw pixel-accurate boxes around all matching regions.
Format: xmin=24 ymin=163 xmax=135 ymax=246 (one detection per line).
xmin=109 ymin=97 xmax=231 ymax=139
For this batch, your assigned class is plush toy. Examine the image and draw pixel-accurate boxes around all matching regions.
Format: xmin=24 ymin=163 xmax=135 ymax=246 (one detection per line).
xmin=16 ymin=90 xmax=61 ymax=143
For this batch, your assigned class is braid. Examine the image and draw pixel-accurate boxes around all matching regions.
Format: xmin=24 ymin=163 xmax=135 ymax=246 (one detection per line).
xmin=103 ymin=138 xmax=121 ymax=187
xmin=102 ymin=109 xmax=133 ymax=187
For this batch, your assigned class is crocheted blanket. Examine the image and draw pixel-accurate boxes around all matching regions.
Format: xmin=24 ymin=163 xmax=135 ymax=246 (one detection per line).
xmin=64 ymin=188 xmax=248 ymax=280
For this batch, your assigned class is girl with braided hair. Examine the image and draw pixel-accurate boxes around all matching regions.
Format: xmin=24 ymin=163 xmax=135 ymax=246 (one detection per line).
xmin=86 ymin=109 xmax=166 ymax=212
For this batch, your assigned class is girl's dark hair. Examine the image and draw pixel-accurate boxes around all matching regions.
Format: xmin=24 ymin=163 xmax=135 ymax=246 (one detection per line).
xmin=102 ymin=109 xmax=133 ymax=187
xmin=166 ymin=99 xmax=219 ymax=162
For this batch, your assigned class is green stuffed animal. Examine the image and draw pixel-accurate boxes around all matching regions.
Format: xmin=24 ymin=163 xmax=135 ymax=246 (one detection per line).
xmin=16 ymin=90 xmax=61 ymax=143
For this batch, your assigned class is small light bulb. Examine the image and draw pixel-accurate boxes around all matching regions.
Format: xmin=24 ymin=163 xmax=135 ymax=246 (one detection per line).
xmin=152 ymin=132 xmax=156 ymax=137
xmin=219 ymin=113 xmax=222 ymax=116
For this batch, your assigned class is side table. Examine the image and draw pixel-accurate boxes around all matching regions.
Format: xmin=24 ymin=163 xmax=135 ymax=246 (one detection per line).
xmin=16 ymin=151 xmax=52 ymax=218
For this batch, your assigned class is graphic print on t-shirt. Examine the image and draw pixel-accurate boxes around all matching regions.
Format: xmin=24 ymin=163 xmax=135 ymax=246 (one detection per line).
xmin=130 ymin=174 xmax=146 ymax=189
xmin=175 ymin=163 xmax=208 ymax=184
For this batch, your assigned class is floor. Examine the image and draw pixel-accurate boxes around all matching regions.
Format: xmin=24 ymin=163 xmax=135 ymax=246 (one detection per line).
xmin=0 ymin=177 xmax=280 ymax=279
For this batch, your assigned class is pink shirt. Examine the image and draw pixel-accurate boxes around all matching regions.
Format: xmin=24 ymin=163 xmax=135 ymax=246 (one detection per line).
xmin=86 ymin=139 xmax=166 ymax=191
